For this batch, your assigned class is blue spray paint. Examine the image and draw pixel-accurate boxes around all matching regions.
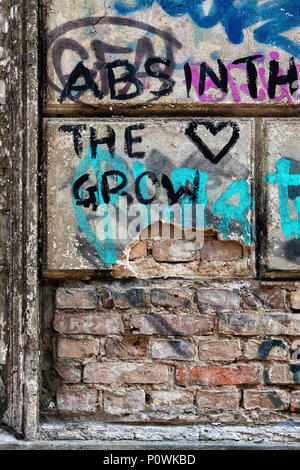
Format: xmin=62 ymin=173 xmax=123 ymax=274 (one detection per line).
xmin=133 ymin=161 xmax=151 ymax=229
xmin=212 ymin=179 xmax=252 ymax=244
xmin=170 ymin=168 xmax=208 ymax=228
xmin=73 ymin=148 xmax=253 ymax=265
xmin=72 ymin=146 xmax=129 ymax=266
xmin=114 ymin=0 xmax=300 ymax=58
xmin=265 ymin=157 xmax=300 ymax=239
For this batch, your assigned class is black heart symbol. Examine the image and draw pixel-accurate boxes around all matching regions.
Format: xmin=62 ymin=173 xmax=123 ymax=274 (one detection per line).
xmin=185 ymin=121 xmax=240 ymax=164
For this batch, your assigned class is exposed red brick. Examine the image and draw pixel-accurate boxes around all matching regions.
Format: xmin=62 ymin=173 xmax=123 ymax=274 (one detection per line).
xmin=150 ymin=391 xmax=193 ymax=409
xmin=176 ymin=364 xmax=260 ymax=386
xmin=103 ymin=390 xmax=145 ymax=414
xmin=54 ymin=312 xmax=124 ymax=335
xmin=242 ymin=288 xmax=286 ymax=310
xmin=56 ymin=388 xmax=98 ymax=412
xmin=152 ymin=240 xmax=196 ymax=262
xmin=150 ymin=288 xmax=193 ymax=308
xmin=243 ymin=390 xmax=290 ymax=410
xmin=54 ymin=363 xmax=82 ymax=383
xmin=56 ymin=288 xmax=97 ymax=309
xmin=105 ymin=336 xmax=149 ymax=359
xmin=83 ymin=363 xmax=169 ymax=384
xmin=196 ymin=390 xmax=240 ymax=410
xmin=198 ymin=340 xmax=241 ymax=361
xmin=151 ymin=339 xmax=194 ymax=361
xmin=290 ymin=291 xmax=300 ymax=310
xmin=57 ymin=338 xmax=99 ymax=358
xmin=200 ymin=240 xmax=242 ymax=261
xmin=131 ymin=313 xmax=214 ymax=336
xmin=129 ymin=241 xmax=147 ymax=260
xmin=197 ymin=288 xmax=240 ymax=311
xmin=291 ymin=391 xmax=300 ymax=411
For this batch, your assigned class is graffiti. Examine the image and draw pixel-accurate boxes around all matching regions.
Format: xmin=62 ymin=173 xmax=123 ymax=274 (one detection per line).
xmin=257 ymin=339 xmax=286 ymax=360
xmin=61 ymin=121 xmax=253 ymax=265
xmin=47 ymin=12 xmax=300 ymax=105
xmin=188 ymin=52 xmax=300 ymax=104
xmin=260 ymin=340 xmax=300 ymax=401
xmin=58 ymin=49 xmax=300 ymax=104
xmin=59 ymin=56 xmax=174 ymax=103
xmin=212 ymin=180 xmax=252 ymax=244
xmin=265 ymin=158 xmax=300 ymax=239
xmin=185 ymin=121 xmax=240 ymax=164
xmin=114 ymin=0 xmax=300 ymax=58
xmin=48 ymin=16 xmax=181 ymax=104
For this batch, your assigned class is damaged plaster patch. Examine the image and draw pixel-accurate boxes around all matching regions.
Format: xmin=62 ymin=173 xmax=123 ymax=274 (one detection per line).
xmin=113 ymin=225 xmax=255 ymax=279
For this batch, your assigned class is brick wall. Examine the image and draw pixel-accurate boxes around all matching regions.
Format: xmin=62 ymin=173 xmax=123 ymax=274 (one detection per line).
xmin=41 ymin=278 xmax=300 ymax=422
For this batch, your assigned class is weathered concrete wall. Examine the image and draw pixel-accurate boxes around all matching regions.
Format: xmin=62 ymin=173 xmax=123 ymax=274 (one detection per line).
xmin=38 ymin=0 xmax=300 ymax=436
xmin=0 ymin=0 xmax=9 ymax=419
xmin=44 ymin=118 xmax=254 ymax=273
xmin=45 ymin=0 xmax=300 ymax=107
xmin=0 ymin=0 xmax=299 ymax=443
xmin=262 ymin=119 xmax=300 ymax=275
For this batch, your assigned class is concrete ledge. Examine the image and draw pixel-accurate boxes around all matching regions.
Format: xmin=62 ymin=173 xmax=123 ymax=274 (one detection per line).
xmin=0 ymin=438 xmax=300 ymax=451
xmin=1 ymin=424 xmax=300 ymax=449
xmin=38 ymin=422 xmax=300 ymax=443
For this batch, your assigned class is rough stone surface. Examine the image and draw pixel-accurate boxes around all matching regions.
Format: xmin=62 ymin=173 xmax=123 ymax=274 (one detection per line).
xmin=54 ymin=363 xmax=82 ymax=384
xmin=129 ymin=241 xmax=147 ymax=261
xmin=242 ymin=288 xmax=286 ymax=310
xmin=102 ymin=288 xmax=145 ymax=309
